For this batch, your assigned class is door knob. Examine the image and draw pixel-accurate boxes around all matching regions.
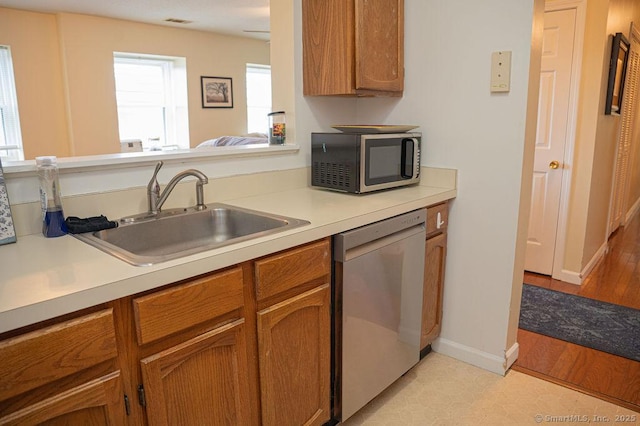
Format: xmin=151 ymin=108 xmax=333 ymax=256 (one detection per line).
xmin=549 ymin=160 xmax=560 ymax=169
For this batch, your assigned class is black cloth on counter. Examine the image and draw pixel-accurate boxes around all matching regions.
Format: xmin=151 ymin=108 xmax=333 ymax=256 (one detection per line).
xmin=65 ymin=215 xmax=118 ymax=234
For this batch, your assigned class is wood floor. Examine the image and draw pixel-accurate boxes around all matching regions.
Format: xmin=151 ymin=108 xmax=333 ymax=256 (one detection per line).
xmin=514 ymin=212 xmax=640 ymax=413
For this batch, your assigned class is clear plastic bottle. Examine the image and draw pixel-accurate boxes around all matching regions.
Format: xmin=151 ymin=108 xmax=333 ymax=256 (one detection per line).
xmin=268 ymin=111 xmax=286 ymax=145
xmin=36 ymin=156 xmax=67 ymax=237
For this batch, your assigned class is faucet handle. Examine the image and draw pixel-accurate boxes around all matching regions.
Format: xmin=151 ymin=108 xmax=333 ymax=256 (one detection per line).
xmin=195 ymin=180 xmax=207 ymax=211
xmin=150 ymin=161 xmax=163 ymax=181
xmin=147 ymin=161 xmax=163 ymax=213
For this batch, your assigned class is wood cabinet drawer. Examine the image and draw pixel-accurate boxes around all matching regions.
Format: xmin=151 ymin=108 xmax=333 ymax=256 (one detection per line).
xmin=255 ymin=238 xmax=331 ymax=302
xmin=133 ymin=267 xmax=244 ymax=345
xmin=0 ymin=309 xmax=117 ymax=401
xmin=426 ymin=202 xmax=448 ymax=236
xmin=0 ymin=371 xmax=126 ymax=425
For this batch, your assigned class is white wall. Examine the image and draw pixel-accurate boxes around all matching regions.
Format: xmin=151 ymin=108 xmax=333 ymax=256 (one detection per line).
xmin=355 ymin=0 xmax=537 ymax=373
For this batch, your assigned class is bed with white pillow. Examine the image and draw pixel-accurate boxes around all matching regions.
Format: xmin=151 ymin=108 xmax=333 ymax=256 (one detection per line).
xmin=196 ymin=133 xmax=269 ymax=148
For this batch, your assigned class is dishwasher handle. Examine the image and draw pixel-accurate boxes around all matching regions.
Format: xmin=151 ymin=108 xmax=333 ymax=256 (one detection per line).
xmin=334 ymin=209 xmax=427 ymax=261
xmin=337 ymin=224 xmax=425 ymax=262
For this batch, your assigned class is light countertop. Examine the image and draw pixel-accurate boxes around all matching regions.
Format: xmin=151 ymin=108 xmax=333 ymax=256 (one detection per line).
xmin=0 ymin=184 xmax=455 ymax=334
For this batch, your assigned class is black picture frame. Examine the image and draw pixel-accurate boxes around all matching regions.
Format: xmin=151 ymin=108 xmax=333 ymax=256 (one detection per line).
xmin=201 ymin=76 xmax=233 ymax=108
xmin=605 ymin=32 xmax=630 ymax=115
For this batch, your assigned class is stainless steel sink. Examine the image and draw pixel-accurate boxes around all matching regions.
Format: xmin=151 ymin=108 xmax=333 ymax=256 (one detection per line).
xmin=74 ymin=203 xmax=310 ymax=266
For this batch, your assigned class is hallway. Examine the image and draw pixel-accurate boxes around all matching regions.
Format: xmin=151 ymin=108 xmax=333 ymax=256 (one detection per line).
xmin=515 ymin=211 xmax=640 ymax=412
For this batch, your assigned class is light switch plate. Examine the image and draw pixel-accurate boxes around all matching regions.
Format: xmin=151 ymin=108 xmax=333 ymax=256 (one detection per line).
xmin=491 ymin=51 xmax=511 ymax=92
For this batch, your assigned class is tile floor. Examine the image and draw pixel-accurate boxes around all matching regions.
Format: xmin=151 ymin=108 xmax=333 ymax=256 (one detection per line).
xmin=341 ymin=352 xmax=638 ymax=425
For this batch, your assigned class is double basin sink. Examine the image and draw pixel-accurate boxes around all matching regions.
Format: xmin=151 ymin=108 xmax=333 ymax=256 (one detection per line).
xmin=75 ymin=203 xmax=310 ymax=266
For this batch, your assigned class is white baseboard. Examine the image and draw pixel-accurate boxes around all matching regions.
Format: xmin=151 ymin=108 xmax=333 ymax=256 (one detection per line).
xmin=553 ymin=269 xmax=582 ymax=285
xmin=580 ymin=241 xmax=607 ymax=281
xmin=625 ymin=196 xmax=640 ymax=225
xmin=432 ymin=337 xmax=511 ymax=376
xmin=504 ymin=342 xmax=519 ymax=371
xmin=552 ymin=240 xmax=607 ymax=286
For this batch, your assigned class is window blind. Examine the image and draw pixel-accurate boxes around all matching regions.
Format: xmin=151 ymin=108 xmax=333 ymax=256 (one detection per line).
xmin=0 ymin=46 xmax=24 ymax=160
xmin=113 ymin=53 xmax=188 ymax=151
xmin=246 ymin=64 xmax=272 ymax=134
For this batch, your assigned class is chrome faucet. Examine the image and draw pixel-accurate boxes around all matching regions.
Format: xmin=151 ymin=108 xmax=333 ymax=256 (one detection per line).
xmin=147 ymin=161 xmax=209 ymax=214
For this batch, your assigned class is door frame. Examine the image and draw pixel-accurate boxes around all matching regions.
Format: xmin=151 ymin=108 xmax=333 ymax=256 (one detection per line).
xmin=543 ymin=0 xmax=586 ymax=284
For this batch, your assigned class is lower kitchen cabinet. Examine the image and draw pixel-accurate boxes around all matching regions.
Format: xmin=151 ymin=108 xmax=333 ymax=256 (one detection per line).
xmin=421 ymin=202 xmax=449 ymax=352
xmin=0 ymin=238 xmax=332 ymax=426
xmin=140 ymin=319 xmax=253 ymax=426
xmin=255 ymin=238 xmax=332 ymax=426
xmin=0 ymin=371 xmax=126 ymax=426
xmin=132 ymin=265 xmax=257 ymax=426
xmin=257 ymin=285 xmax=331 ymax=426
xmin=0 ymin=308 xmax=126 ymax=425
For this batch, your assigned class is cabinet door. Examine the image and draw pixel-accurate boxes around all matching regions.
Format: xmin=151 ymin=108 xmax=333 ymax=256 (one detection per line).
xmin=140 ymin=319 xmax=254 ymax=426
xmin=257 ymin=284 xmax=331 ymax=426
xmin=302 ymin=0 xmax=356 ymax=96
xmin=302 ymin=0 xmax=404 ymax=96
xmin=0 ymin=371 xmax=126 ymax=425
xmin=355 ymin=0 xmax=404 ymax=92
xmin=421 ymin=232 xmax=447 ymax=349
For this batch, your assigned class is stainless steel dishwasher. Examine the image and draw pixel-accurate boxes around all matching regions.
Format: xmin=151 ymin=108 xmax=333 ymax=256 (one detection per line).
xmin=334 ymin=209 xmax=426 ymax=421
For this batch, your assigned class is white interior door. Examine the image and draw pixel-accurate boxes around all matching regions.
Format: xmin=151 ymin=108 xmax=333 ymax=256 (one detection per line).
xmin=525 ymin=8 xmax=577 ymax=275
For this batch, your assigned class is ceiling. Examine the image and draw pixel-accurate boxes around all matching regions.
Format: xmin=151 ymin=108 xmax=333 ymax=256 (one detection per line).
xmin=0 ymin=0 xmax=271 ymax=40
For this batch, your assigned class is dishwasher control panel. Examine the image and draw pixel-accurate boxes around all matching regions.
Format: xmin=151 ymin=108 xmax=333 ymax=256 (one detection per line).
xmin=334 ymin=208 xmax=427 ymax=259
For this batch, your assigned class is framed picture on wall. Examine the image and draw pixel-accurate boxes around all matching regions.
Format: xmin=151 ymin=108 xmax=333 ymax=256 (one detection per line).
xmin=201 ymin=76 xmax=234 ymax=108
xmin=605 ymin=32 xmax=630 ymax=115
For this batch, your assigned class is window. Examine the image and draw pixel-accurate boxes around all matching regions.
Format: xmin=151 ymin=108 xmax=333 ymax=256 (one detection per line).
xmin=246 ymin=64 xmax=272 ymax=135
xmin=0 ymin=46 xmax=24 ymax=161
xmin=113 ymin=53 xmax=189 ymax=151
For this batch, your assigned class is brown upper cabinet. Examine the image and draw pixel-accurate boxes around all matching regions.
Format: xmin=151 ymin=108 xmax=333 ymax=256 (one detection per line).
xmin=303 ymin=0 xmax=405 ymax=97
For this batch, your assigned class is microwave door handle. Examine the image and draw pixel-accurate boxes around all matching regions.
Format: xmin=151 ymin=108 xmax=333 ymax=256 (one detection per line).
xmin=401 ymin=138 xmax=417 ymax=178
xmin=412 ymin=138 xmax=420 ymax=179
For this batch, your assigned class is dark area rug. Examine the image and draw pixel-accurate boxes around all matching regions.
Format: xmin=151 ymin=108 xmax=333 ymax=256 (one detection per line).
xmin=519 ymin=284 xmax=640 ymax=362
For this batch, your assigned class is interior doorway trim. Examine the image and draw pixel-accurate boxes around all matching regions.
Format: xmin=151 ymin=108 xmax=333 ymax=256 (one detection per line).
xmin=545 ymin=0 xmax=586 ymax=285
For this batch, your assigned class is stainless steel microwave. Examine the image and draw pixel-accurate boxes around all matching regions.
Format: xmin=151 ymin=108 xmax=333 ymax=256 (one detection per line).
xmin=311 ymin=132 xmax=421 ymax=193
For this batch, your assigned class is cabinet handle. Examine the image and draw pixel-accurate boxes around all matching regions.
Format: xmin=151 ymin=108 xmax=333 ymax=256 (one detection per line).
xmin=138 ymin=384 xmax=147 ymax=407
xmin=437 ymin=212 xmax=445 ymax=229
xmin=124 ymin=394 xmax=131 ymax=416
